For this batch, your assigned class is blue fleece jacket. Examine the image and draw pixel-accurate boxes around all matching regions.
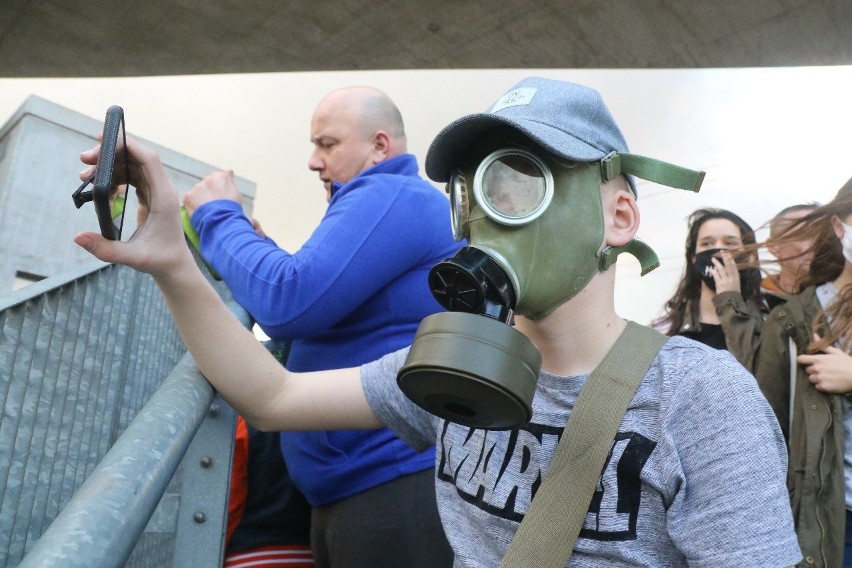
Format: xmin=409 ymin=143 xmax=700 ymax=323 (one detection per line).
xmin=191 ymin=154 xmax=462 ymax=505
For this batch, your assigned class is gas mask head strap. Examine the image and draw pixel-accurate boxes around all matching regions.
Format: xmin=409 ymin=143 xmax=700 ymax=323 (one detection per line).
xmin=600 ymin=152 xmax=705 ymax=194
xmin=599 ymin=238 xmax=660 ymax=275
xmin=598 ymin=152 xmax=706 ymax=274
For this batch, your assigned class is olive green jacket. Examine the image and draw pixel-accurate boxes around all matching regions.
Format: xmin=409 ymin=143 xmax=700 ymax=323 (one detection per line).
xmin=679 ymin=290 xmax=765 ymax=372
xmin=754 ymin=286 xmax=845 ymax=568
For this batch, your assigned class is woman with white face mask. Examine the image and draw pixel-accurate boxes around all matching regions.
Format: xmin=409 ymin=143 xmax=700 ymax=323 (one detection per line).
xmin=755 ymin=176 xmax=852 ymax=568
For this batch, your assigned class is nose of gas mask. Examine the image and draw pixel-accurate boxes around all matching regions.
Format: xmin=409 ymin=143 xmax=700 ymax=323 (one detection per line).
xmin=397 ymin=246 xmax=542 ymax=430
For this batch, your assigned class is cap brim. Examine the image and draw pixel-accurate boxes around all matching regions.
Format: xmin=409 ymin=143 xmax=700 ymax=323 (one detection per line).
xmin=425 ymin=113 xmax=608 ymax=182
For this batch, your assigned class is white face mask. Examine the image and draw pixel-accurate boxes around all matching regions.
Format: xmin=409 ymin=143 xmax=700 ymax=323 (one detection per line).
xmin=840 ymin=220 xmax=852 ymax=264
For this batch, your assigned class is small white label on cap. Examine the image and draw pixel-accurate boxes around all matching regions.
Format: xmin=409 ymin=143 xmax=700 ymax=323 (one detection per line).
xmin=490 ymin=87 xmax=537 ymax=113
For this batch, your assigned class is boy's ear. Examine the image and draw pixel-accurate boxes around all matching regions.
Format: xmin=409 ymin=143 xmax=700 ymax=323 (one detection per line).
xmin=604 ymin=184 xmax=640 ymax=247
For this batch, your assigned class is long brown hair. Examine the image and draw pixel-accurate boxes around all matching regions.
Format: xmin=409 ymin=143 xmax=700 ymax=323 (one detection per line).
xmin=765 ymin=177 xmax=852 ymax=352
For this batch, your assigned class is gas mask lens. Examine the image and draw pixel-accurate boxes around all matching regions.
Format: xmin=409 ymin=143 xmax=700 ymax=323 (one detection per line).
xmin=447 ymin=172 xmax=469 ymax=242
xmin=446 ymin=148 xmax=555 ymax=241
xmin=474 ymin=148 xmax=553 ymax=226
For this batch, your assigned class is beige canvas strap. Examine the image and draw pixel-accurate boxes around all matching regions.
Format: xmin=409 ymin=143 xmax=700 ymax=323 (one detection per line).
xmin=499 ymin=321 xmax=667 ymax=568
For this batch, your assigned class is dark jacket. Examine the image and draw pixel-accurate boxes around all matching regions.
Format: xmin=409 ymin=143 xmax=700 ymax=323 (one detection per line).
xmin=754 ymin=286 xmax=845 ymax=568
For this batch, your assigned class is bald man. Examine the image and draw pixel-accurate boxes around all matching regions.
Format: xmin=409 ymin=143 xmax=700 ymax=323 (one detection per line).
xmin=183 ymin=87 xmax=459 ymax=567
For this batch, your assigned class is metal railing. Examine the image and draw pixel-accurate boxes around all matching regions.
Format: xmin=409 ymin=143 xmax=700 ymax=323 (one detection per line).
xmin=1 ymin=260 xmax=242 ymax=567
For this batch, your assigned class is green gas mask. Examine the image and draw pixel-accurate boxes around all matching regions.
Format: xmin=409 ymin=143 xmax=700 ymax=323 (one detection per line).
xmin=397 ymin=144 xmax=704 ymax=430
xmin=458 ymin=150 xmax=610 ymax=321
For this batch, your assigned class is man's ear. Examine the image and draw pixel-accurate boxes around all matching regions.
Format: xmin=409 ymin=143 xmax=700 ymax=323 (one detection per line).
xmin=371 ymin=130 xmax=391 ymax=163
xmin=603 ymin=183 xmax=640 ymax=247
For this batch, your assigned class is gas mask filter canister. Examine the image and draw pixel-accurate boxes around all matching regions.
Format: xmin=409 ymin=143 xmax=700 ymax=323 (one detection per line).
xmin=398 ymin=311 xmax=542 ymax=430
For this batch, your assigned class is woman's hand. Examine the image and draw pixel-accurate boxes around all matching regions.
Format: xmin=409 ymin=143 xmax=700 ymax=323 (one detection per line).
xmin=709 ymin=250 xmax=742 ymax=294
xmin=74 ymin=136 xmax=195 ymax=279
xmin=798 ymin=335 xmax=852 ymax=393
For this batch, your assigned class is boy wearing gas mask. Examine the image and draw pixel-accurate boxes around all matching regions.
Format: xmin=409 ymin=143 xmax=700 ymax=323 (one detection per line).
xmin=76 ymin=77 xmax=801 ymax=566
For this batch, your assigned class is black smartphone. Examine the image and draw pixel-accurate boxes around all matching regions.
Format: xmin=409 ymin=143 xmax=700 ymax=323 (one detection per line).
xmin=73 ymin=106 xmax=130 ymax=240
xmin=92 ymin=105 xmax=129 ymax=241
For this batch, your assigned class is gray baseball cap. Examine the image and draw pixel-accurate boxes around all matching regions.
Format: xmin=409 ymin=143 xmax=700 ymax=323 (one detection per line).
xmin=425 ymin=77 xmax=630 ymax=183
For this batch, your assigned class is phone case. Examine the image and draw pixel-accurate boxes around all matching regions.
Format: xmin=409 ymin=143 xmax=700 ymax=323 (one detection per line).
xmin=92 ymin=105 xmax=126 ymax=240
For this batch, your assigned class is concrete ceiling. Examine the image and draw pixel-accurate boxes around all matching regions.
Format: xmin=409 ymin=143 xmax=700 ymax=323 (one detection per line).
xmin=2 ymin=0 xmax=851 ymax=78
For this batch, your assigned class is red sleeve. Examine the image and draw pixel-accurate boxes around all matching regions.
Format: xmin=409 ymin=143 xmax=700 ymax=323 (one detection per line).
xmin=226 ymin=416 xmax=249 ymax=545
